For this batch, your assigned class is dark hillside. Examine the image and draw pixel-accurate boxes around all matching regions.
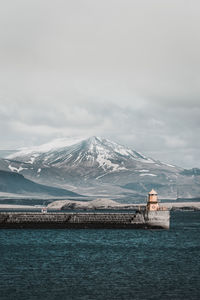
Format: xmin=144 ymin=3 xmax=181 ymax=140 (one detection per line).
xmin=0 ymin=170 xmax=80 ymax=197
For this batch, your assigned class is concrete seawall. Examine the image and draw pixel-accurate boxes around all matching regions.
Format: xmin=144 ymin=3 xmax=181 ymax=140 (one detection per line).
xmin=0 ymin=211 xmax=170 ymax=229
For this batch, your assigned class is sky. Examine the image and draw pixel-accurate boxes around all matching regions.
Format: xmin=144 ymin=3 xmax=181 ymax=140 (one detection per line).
xmin=0 ymin=0 xmax=200 ymax=168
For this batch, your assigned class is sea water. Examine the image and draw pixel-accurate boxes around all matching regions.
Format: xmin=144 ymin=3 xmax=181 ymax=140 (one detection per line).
xmin=0 ymin=211 xmax=199 ymax=300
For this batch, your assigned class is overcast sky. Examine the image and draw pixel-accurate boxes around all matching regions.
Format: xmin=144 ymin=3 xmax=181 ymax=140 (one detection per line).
xmin=0 ymin=0 xmax=200 ymax=168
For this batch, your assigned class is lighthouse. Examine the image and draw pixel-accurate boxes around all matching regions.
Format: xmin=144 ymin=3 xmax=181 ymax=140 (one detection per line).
xmin=147 ymin=189 xmax=159 ymax=211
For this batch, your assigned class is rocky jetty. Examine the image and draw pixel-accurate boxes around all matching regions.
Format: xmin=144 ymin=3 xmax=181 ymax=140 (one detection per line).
xmin=47 ymin=198 xmax=200 ymax=211
xmin=47 ymin=198 xmax=143 ymax=210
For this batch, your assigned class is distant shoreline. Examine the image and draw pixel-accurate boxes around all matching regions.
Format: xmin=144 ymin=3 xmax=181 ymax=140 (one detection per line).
xmin=0 ymin=201 xmax=200 ymax=211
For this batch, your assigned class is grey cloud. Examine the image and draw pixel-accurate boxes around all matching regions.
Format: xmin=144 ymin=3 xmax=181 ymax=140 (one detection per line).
xmin=0 ymin=0 xmax=200 ymax=168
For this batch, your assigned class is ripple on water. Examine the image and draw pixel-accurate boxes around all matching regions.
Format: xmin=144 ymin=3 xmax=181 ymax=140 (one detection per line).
xmin=0 ymin=211 xmax=200 ymax=300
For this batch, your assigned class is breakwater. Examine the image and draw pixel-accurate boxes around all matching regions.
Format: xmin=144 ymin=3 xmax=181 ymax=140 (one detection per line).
xmin=0 ymin=210 xmax=170 ymax=229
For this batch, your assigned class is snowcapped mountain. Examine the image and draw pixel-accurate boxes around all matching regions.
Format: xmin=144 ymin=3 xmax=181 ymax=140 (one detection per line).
xmin=7 ymin=136 xmax=156 ymax=174
xmin=1 ymin=136 xmax=200 ymax=201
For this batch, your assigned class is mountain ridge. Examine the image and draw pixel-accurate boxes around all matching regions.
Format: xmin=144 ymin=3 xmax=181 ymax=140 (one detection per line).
xmin=0 ymin=136 xmax=199 ymax=201
xmin=5 ymin=136 xmax=178 ymax=175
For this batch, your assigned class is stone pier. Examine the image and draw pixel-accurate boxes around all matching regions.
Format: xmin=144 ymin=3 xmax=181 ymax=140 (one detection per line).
xmin=0 ymin=211 xmax=169 ymax=229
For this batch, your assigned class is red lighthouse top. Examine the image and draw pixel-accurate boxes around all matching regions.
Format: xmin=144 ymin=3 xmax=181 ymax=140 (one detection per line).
xmin=149 ymin=189 xmax=157 ymax=195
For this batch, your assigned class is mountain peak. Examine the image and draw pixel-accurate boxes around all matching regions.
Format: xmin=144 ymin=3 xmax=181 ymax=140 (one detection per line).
xmin=2 ymin=137 xmax=198 ymax=201
xmin=85 ymin=136 xmax=152 ymax=161
xmin=6 ymin=136 xmax=155 ymax=175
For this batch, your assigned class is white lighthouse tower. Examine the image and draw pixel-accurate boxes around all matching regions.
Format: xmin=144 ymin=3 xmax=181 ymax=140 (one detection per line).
xmin=147 ymin=189 xmax=159 ymax=211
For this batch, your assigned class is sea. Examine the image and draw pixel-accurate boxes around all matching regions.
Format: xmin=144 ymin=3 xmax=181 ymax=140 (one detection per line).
xmin=0 ymin=210 xmax=200 ymax=300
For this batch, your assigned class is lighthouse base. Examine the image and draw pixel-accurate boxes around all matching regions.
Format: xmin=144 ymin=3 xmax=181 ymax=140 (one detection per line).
xmin=144 ymin=210 xmax=170 ymax=229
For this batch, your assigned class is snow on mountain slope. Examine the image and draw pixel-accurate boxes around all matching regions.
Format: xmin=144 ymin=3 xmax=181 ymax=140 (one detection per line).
xmin=7 ymin=136 xmax=87 ymax=159
xmin=6 ymin=136 xmax=156 ymax=174
xmin=5 ymin=136 xmax=181 ymax=184
xmin=3 ymin=136 xmax=199 ymax=200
